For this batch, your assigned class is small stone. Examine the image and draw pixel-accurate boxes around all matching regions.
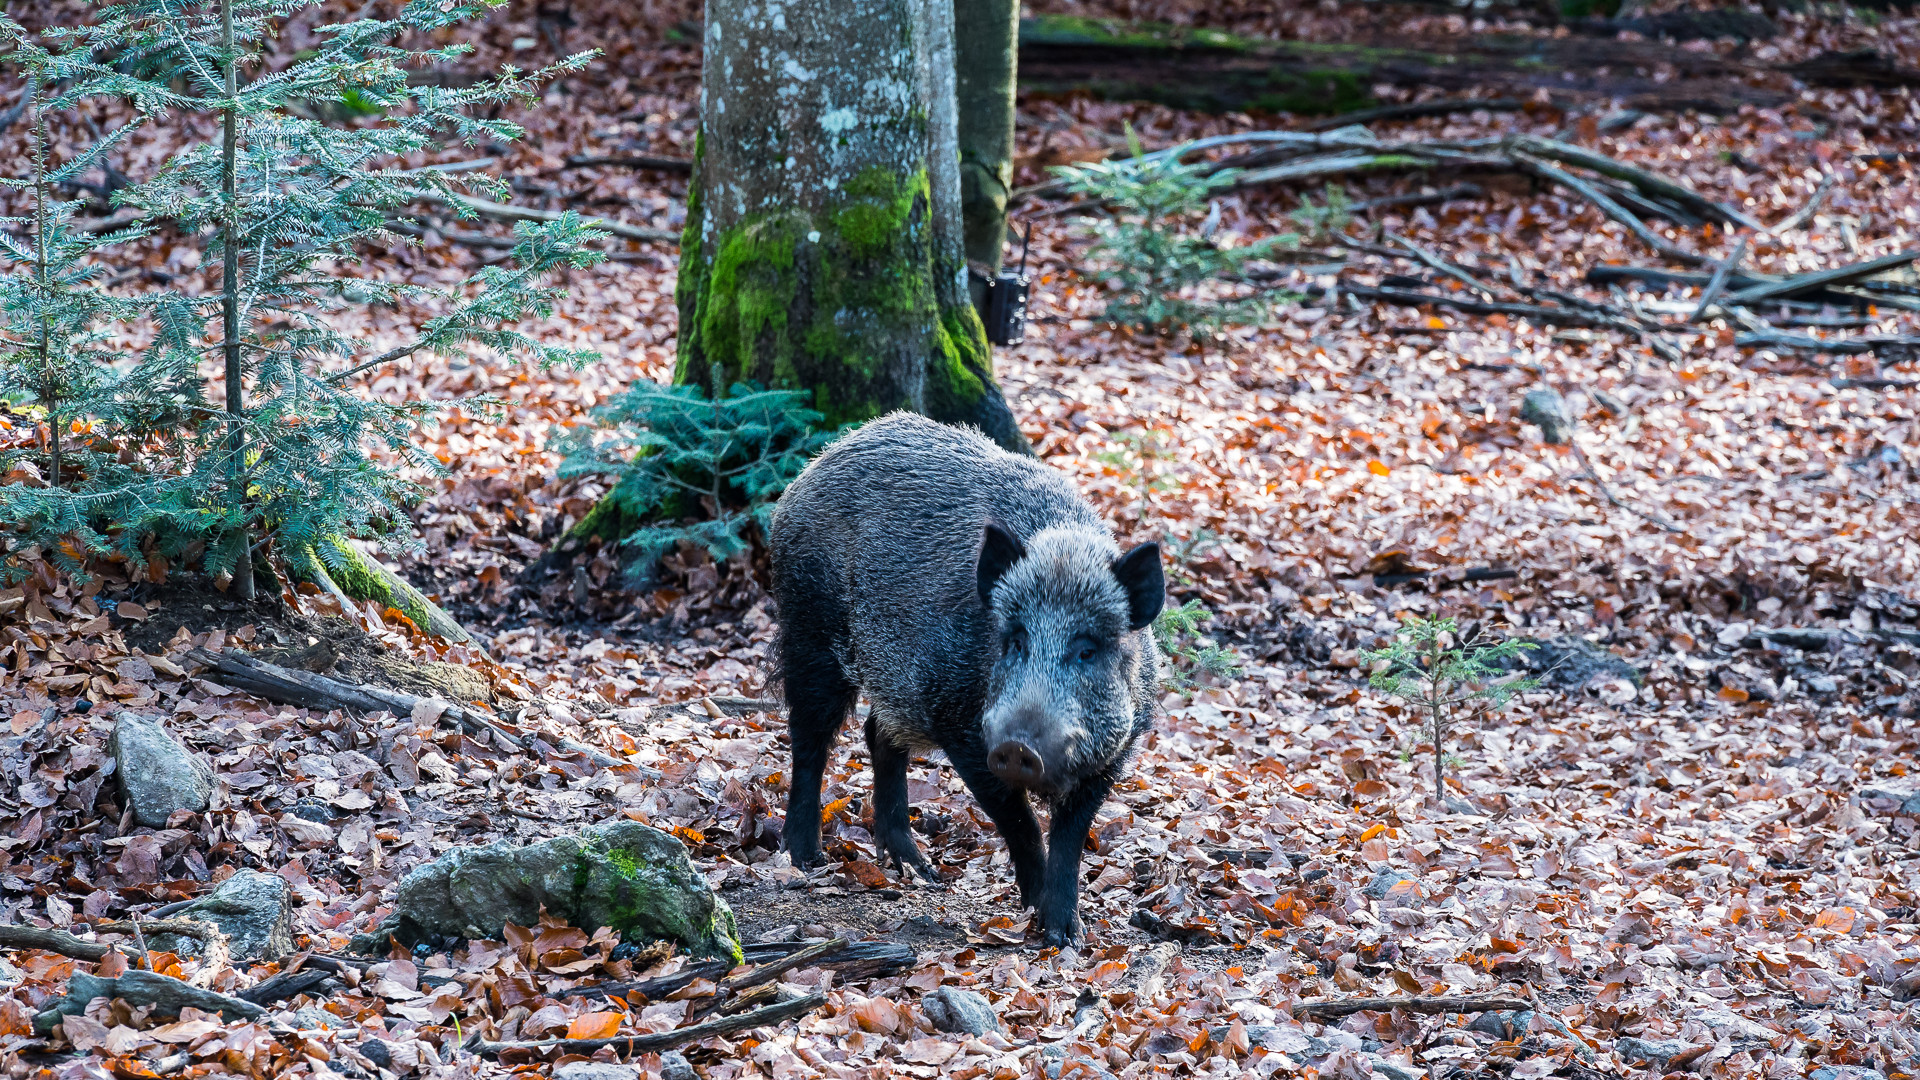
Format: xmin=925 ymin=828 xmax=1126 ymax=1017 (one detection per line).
xmin=1810 ymin=1068 xmax=1887 ymax=1080
xmin=110 ymin=713 xmax=212 ymax=828
xmin=1362 ymin=866 xmax=1416 ymax=902
xmin=1857 ymin=787 xmax=1920 ymax=817
xmin=924 ymin=986 xmax=1001 ymax=1036
xmin=554 ymin=1064 xmax=641 ymax=1080
xmin=1807 ymin=674 xmax=1839 ymax=694
xmin=357 ymin=1040 xmax=392 ymax=1069
xmin=150 ymin=870 xmax=294 ymax=962
xmin=290 ymin=1006 xmax=344 ymax=1031
xmin=1519 ymin=389 xmax=1574 ymax=445
xmin=1467 ymin=1010 xmax=1533 ymax=1039
xmin=1615 ymin=1037 xmax=1692 ymax=1068
xmin=289 ymin=797 xmax=339 ymax=824
xmin=659 ymin=1051 xmax=697 ymax=1080
xmin=1368 ymin=1055 xmax=1424 ymax=1080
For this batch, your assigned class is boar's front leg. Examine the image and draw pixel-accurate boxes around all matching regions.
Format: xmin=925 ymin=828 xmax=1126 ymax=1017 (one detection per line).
xmin=864 ymin=713 xmax=936 ymax=881
xmin=1037 ymin=773 xmax=1118 ymax=948
xmin=949 ymin=754 xmax=1047 ymax=910
xmin=780 ymin=641 xmax=855 ymax=868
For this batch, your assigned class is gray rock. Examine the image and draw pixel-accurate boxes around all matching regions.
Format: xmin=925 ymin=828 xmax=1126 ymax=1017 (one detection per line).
xmin=110 ymin=713 xmax=212 ymax=828
xmin=659 ymin=1051 xmax=696 ymax=1080
xmin=1810 ymin=1069 xmax=1886 ymax=1080
xmin=924 ymin=986 xmax=1001 ymax=1036
xmin=1806 ymin=674 xmax=1839 ymax=694
xmin=1368 ymin=1055 xmax=1423 ymax=1080
xmin=357 ymin=1040 xmax=391 ymax=1069
xmin=1520 ymin=389 xmax=1574 ymax=444
xmin=350 ymin=820 xmax=741 ymax=960
xmin=554 ymin=1065 xmax=640 ymax=1080
xmin=150 ymin=870 xmax=294 ymax=962
xmin=1362 ymin=867 xmax=1417 ymax=903
xmin=290 ymin=1006 xmax=345 ymax=1031
xmin=1857 ymin=787 xmax=1920 ymax=817
xmin=1615 ymin=1037 xmax=1692 ymax=1068
xmin=1467 ymin=1010 xmax=1533 ymax=1039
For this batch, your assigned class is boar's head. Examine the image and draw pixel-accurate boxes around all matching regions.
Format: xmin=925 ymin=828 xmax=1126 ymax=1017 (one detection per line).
xmin=976 ymin=522 xmax=1162 ymax=796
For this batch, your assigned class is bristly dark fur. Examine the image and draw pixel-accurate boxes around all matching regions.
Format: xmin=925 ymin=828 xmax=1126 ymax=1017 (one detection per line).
xmin=768 ymin=412 xmax=1161 ymax=947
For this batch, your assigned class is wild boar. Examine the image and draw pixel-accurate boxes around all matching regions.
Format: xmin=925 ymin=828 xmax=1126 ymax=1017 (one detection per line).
xmin=769 ymin=412 xmax=1162 ymax=945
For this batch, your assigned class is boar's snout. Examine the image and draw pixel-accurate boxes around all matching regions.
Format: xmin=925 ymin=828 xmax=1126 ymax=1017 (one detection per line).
xmin=988 ymin=740 xmax=1046 ymax=788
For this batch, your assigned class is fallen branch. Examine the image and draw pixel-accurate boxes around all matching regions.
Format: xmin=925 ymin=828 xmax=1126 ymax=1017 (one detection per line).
xmin=687 ymin=937 xmax=849 ymax=1022
xmin=1506 ymin=134 xmax=1759 ymax=230
xmin=236 ymin=967 xmax=335 ymax=1007
xmin=34 ymin=970 xmax=266 ymax=1034
xmin=1331 ymin=283 xmax=1625 ymax=329
xmin=466 ymin=992 xmax=827 ymax=1058
xmin=0 ymin=924 xmax=120 ymax=961
xmin=1569 ymin=442 xmax=1686 ymax=535
xmin=1299 ymin=97 xmax=1524 ymax=133
xmin=1350 ymin=182 xmax=1485 ymax=215
xmin=561 ymin=940 xmax=914 ymax=1001
xmin=1733 ymin=330 xmax=1920 ymax=355
xmin=1765 ymin=174 xmax=1835 ymax=235
xmin=562 ymin=153 xmax=694 ymax=173
xmin=1723 ymin=248 xmax=1920 ymax=307
xmin=1373 ymin=566 xmax=1519 ymax=589
xmin=1291 ymin=993 xmax=1531 ymax=1022
xmin=186 ymin=648 xmax=630 ymax=770
xmin=1743 ymin=626 xmax=1920 ymax=650
xmin=1512 ymin=152 xmax=1705 ymax=266
xmin=1688 ymin=233 xmax=1750 ymax=323
xmin=421 ymin=192 xmax=678 ymax=244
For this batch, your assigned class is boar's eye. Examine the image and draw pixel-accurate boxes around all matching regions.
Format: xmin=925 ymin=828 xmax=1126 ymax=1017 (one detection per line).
xmin=1004 ymin=626 xmax=1028 ymax=657
xmin=1067 ymin=635 xmax=1099 ymax=664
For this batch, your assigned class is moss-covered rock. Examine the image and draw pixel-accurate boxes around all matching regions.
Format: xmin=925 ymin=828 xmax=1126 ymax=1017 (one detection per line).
xmin=350 ymin=820 xmax=742 ymax=962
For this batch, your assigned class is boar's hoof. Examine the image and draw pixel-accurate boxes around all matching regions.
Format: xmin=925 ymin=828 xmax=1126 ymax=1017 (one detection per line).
xmin=1039 ymin=915 xmax=1082 ymax=950
xmin=988 ymin=741 xmax=1046 ymax=788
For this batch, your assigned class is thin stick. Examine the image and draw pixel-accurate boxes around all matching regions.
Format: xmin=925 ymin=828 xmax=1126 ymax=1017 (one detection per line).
xmin=129 ymin=913 xmax=151 ymax=970
xmin=1764 ymin=174 xmax=1835 ymax=236
xmin=1723 ymin=247 xmax=1920 ymax=307
xmin=1507 ymin=135 xmax=1760 ymax=230
xmin=1292 ymin=994 xmax=1530 ymax=1022
xmin=1688 ymin=233 xmax=1750 ymax=323
xmin=720 ymin=937 xmax=848 ymax=995
xmin=466 ymin=993 xmax=826 ymax=1058
xmin=1380 ymin=232 xmax=1501 ymax=298
xmin=1568 ymin=442 xmax=1684 ymax=535
xmin=562 ymin=153 xmax=694 ymax=173
xmin=1511 ymin=152 xmax=1705 ymax=266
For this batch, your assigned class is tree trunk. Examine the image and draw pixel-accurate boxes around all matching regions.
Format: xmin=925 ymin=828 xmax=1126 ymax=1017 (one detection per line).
xmin=676 ymin=0 xmax=1027 ymax=454
xmin=292 ymin=537 xmax=477 ymax=646
xmin=955 ymin=0 xmax=1019 ymax=277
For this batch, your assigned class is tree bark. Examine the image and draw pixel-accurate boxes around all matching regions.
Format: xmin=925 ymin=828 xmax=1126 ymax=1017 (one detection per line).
xmin=955 ymin=0 xmax=1019 ymax=276
xmin=676 ymin=0 xmax=1026 ymax=454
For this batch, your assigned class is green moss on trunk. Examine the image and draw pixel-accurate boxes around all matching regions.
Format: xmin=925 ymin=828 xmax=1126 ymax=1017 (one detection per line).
xmin=294 ymin=537 xmax=475 ymax=645
xmin=675 ymin=165 xmax=1003 ymax=438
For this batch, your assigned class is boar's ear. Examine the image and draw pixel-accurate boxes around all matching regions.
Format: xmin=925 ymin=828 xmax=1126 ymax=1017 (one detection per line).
xmin=977 ymin=523 xmax=1026 ymax=608
xmin=1112 ymin=543 xmax=1164 ymax=631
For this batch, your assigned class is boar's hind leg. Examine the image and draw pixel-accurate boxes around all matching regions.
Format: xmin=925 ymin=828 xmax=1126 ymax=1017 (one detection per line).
xmin=864 ymin=713 xmax=936 ymax=881
xmin=1038 ymin=773 xmax=1118 ymax=948
xmin=780 ymin=643 xmax=854 ymax=868
xmin=949 ymin=756 xmax=1047 ymax=911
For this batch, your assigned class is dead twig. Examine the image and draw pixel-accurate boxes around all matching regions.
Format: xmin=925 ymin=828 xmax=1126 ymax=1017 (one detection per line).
xmin=1723 ymin=247 xmax=1920 ymax=307
xmin=1292 ymin=993 xmax=1531 ymax=1022
xmin=0 ymin=924 xmax=122 ymax=961
xmin=1506 ymin=134 xmax=1760 ymax=230
xmin=1511 ymin=152 xmax=1706 ymax=266
xmin=1765 ymin=174 xmax=1835 ymax=235
xmin=419 ymin=192 xmax=678 ymax=244
xmin=1688 ymin=233 xmax=1750 ymax=323
xmin=465 ymin=993 xmax=827 ymax=1058
xmin=562 ymin=153 xmax=693 ymax=173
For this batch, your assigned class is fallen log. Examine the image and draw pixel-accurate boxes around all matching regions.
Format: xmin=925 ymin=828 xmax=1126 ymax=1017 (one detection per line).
xmin=1291 ymin=993 xmax=1530 ymax=1022
xmin=0 ymin=925 xmax=119 ymax=961
xmin=236 ymin=967 xmax=335 ymax=1007
xmin=465 ymin=992 xmax=827 ymax=1058
xmin=560 ymin=940 xmax=915 ymax=1001
xmin=1506 ymin=134 xmax=1758 ymax=230
xmin=34 ymin=970 xmax=266 ymax=1034
xmin=562 ymin=153 xmax=694 ymax=173
xmin=1373 ymin=567 xmax=1519 ymax=589
xmin=1722 ymin=248 xmax=1920 ymax=307
xmin=1298 ymin=97 xmax=1524 ymax=132
xmin=185 ymin=648 xmax=631 ymax=770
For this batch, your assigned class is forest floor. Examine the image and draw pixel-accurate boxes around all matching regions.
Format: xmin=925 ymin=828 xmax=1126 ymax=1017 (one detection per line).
xmin=2 ymin=0 xmax=1919 ymax=1079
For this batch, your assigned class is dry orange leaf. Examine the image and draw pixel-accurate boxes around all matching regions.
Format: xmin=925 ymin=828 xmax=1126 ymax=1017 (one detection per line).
xmin=566 ymin=1012 xmax=624 ymax=1040
xmin=1367 ymin=460 xmax=1390 ymax=476
xmin=1813 ymin=907 xmax=1855 ymax=933
xmin=1358 ymin=822 xmax=1387 ymax=842
xmin=1717 ymin=685 xmax=1750 ymax=703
